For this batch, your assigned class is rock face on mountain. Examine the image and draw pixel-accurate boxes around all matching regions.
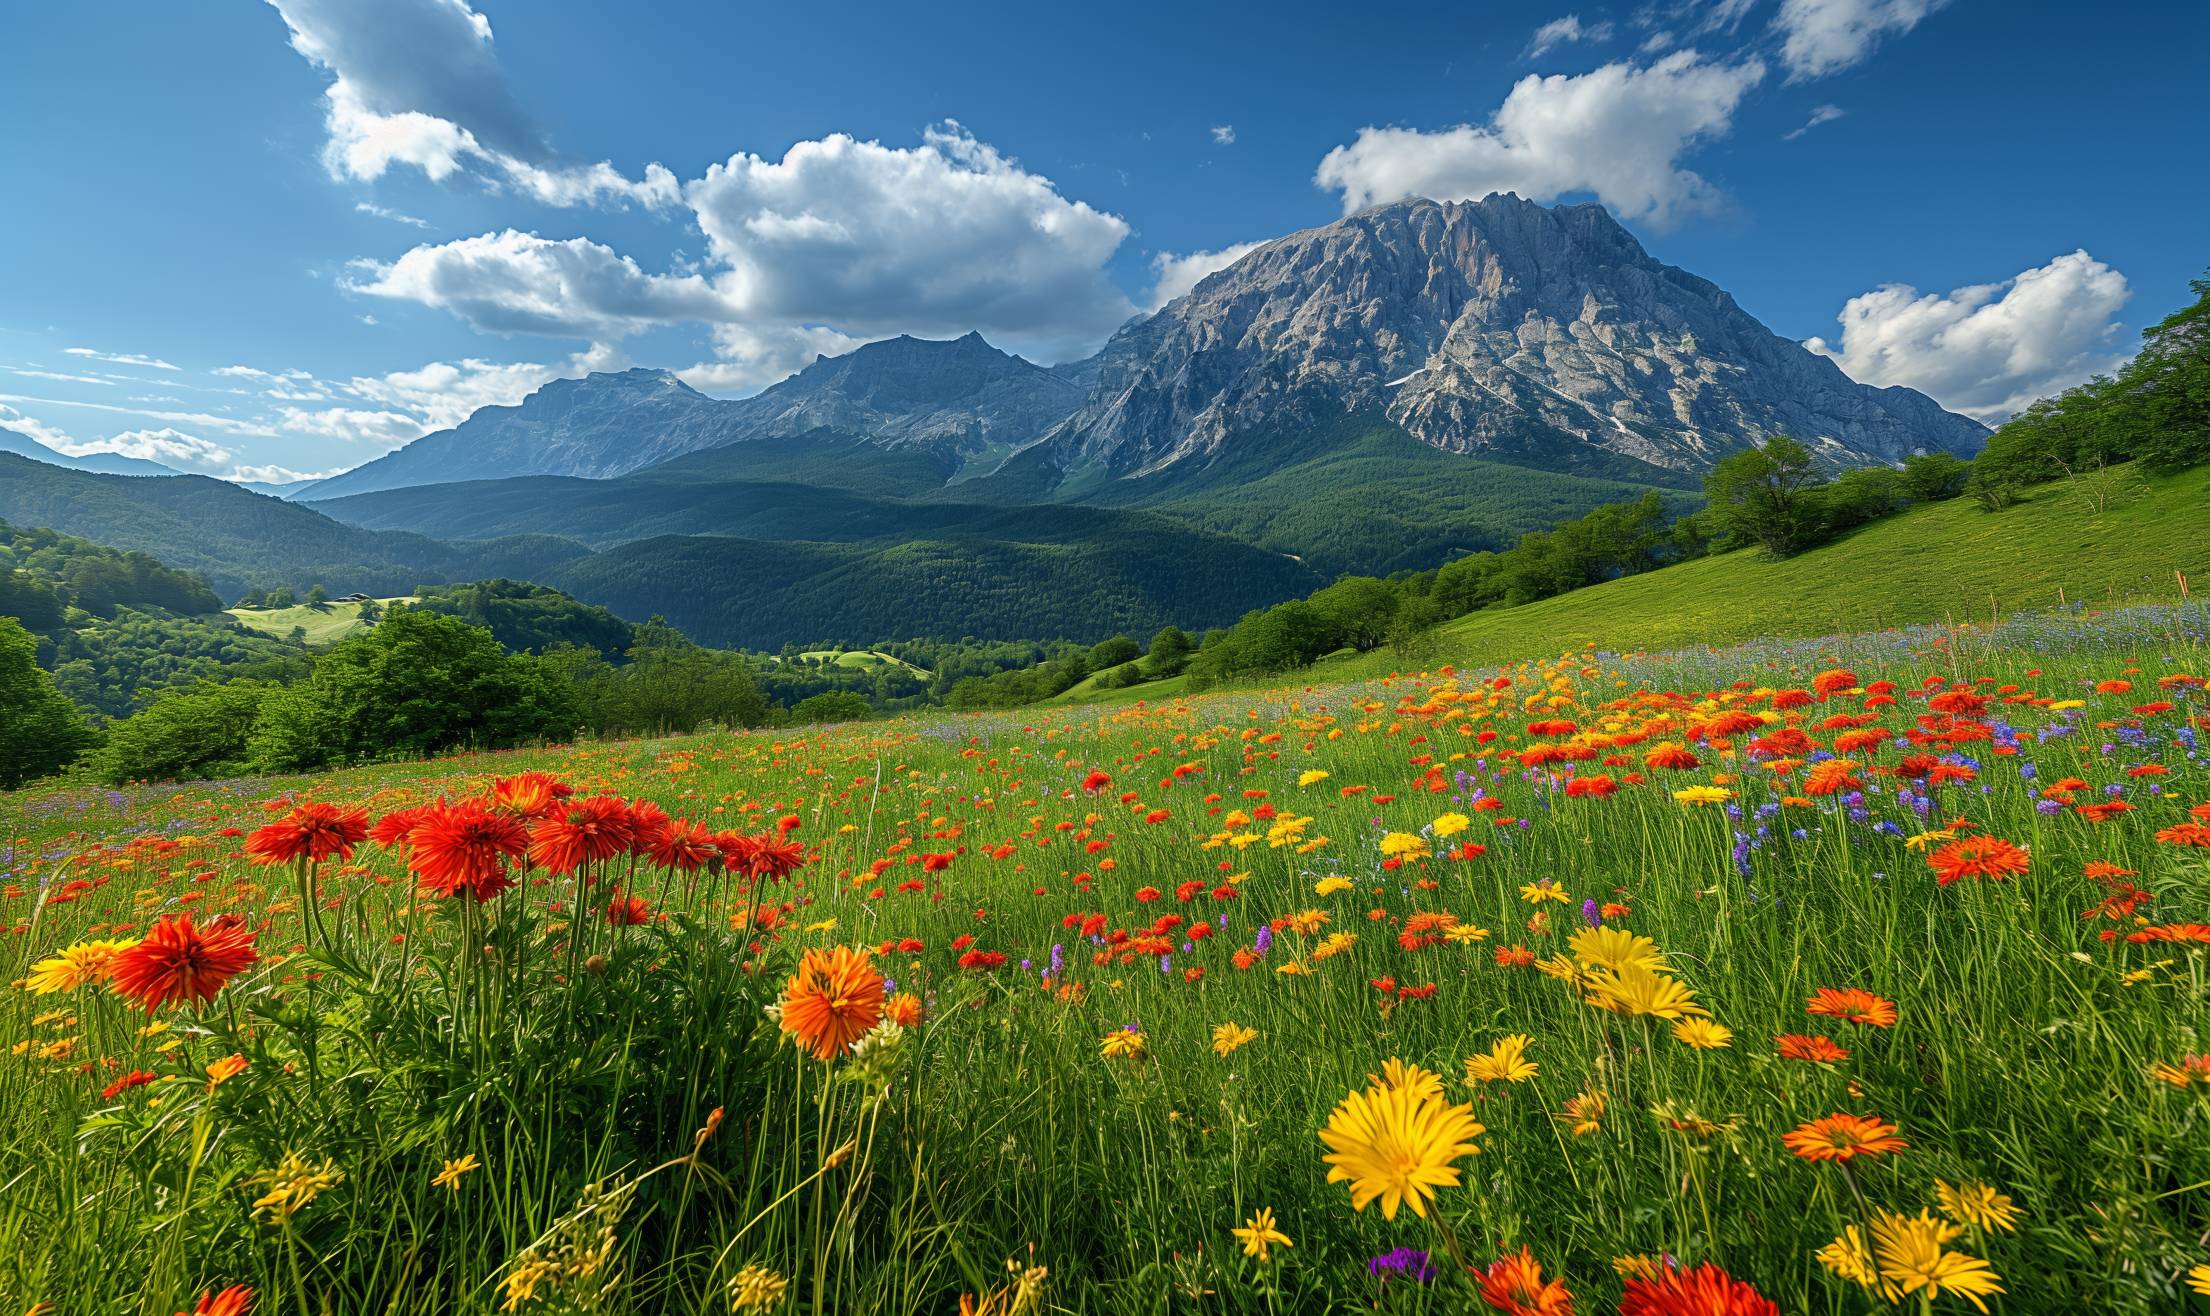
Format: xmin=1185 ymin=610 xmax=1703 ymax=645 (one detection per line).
xmin=300 ymin=336 xmax=1089 ymax=501
xmin=1040 ymin=194 xmax=1986 ymax=478
xmin=300 ymin=369 xmax=732 ymax=501
xmin=717 ymin=331 xmax=1086 ymax=459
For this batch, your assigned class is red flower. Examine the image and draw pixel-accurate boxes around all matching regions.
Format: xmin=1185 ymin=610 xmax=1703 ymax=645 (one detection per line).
xmin=528 ymin=796 xmax=637 ymax=875
xmin=1479 ymin=1247 xmax=1573 ymax=1314
xmin=102 ymin=1068 xmax=158 ymax=1099
xmin=369 ymin=805 xmax=431 ymax=853
xmin=184 ymin=1286 xmax=255 ymax=1316
xmin=646 ymin=818 xmax=719 ymax=872
xmin=605 ymin=894 xmax=653 ymax=926
xmin=1081 ymin=770 xmax=1113 ymax=793
xmin=488 ymin=771 xmax=572 ymax=818
xmin=243 ymin=802 xmax=368 ymax=866
xmin=1926 ymin=834 xmax=2029 ymax=886
xmin=1620 ymin=1262 xmax=1779 ymax=1316
xmin=409 ymin=799 xmax=530 ymax=901
xmin=747 ymin=834 xmax=809 ymax=880
xmin=110 ymin=913 xmax=258 ymax=1012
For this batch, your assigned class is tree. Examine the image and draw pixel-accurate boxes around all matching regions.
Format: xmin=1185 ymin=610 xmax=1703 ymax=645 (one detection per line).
xmin=91 ymin=681 xmax=273 ymax=784
xmin=0 ymin=616 xmax=91 ymax=788
xmin=1703 ymin=437 xmax=1821 ymax=557
xmin=1087 ymin=635 xmax=1142 ymax=669
xmin=791 ymin=691 xmax=873 ymax=724
xmin=1308 ymin=577 xmax=1400 ymax=651
xmin=249 ymin=609 xmax=580 ymax=771
xmin=1142 ymin=626 xmax=1194 ymax=678
xmin=2131 ymin=270 xmax=2210 ymax=472
xmin=306 ymin=584 xmax=329 ymax=606
xmin=1900 ymin=452 xmax=1970 ymax=502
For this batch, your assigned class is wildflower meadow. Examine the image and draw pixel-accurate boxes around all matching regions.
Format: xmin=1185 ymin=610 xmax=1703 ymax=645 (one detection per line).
xmin=5 ymin=607 xmax=2210 ymax=1314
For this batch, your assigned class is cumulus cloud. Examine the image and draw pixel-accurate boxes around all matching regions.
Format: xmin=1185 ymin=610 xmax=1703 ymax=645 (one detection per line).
xmin=1783 ymin=103 xmax=1846 ymax=139
xmin=1211 ymin=125 xmax=1237 ymax=146
xmin=677 ymin=325 xmax=867 ymax=396
xmin=1527 ymin=14 xmax=1616 ymax=58
xmin=1315 ymin=51 xmax=1765 ymax=225
xmin=344 ymin=230 xmax=735 ymax=337
xmin=55 ymin=427 xmax=234 ymax=471
xmin=1806 ymin=250 xmax=2133 ymax=421
xmin=1773 ymin=0 xmax=1945 ymax=79
xmin=64 ymin=347 xmax=179 ymax=371
xmin=1147 ymin=242 xmax=1268 ymax=311
xmin=342 ymin=344 xmax=624 ymax=430
xmin=0 ymin=403 xmax=77 ymax=450
xmin=266 ymin=0 xmax=677 ymax=208
xmin=686 ymin=125 xmax=1137 ymax=362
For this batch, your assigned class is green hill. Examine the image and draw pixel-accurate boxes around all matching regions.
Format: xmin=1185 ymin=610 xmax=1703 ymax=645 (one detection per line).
xmin=1064 ymin=462 xmax=2210 ymax=704
xmin=227 ymin=597 xmax=410 ymax=646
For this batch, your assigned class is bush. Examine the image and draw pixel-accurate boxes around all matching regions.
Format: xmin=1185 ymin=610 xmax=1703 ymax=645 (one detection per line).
xmin=0 ymin=616 xmax=91 ymax=788
xmin=91 ymin=680 xmax=274 ymax=784
xmin=791 ymin=691 xmax=874 ymax=724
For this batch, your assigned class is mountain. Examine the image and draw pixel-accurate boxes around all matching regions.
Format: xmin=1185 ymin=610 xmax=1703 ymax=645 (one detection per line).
xmin=1027 ymin=194 xmax=1986 ymax=484
xmin=712 ymin=331 xmax=1086 ymax=469
xmin=298 ymin=368 xmax=733 ymax=501
xmin=300 ymin=336 xmax=1091 ymax=502
xmin=1 ymin=425 xmax=178 ymax=477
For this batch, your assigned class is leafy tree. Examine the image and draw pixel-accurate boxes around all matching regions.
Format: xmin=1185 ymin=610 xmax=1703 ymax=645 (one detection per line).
xmin=249 ymin=609 xmax=579 ymax=770
xmin=2129 ymin=270 xmax=2210 ymax=472
xmin=90 ymin=681 xmax=273 ymax=784
xmin=0 ymin=616 xmax=91 ymax=787
xmin=1703 ymin=437 xmax=1821 ymax=557
xmin=1087 ymin=635 xmax=1142 ymax=669
xmin=307 ymin=584 xmax=329 ymax=606
xmin=1142 ymin=626 xmax=1193 ymax=678
xmin=1308 ymin=577 xmax=1400 ymax=651
xmin=1900 ymin=452 xmax=1970 ymax=502
xmin=791 ymin=691 xmax=874 ymax=724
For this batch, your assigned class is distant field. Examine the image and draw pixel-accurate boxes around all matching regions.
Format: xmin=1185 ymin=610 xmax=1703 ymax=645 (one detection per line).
xmin=226 ymin=596 xmax=412 ymax=646
xmin=1064 ymin=463 xmax=2210 ymax=705
xmin=793 ymin=648 xmax=930 ymax=675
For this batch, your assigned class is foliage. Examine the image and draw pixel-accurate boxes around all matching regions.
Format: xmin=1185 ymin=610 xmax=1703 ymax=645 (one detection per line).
xmin=405 ymin=578 xmax=638 ymax=659
xmin=43 ymin=611 xmax=304 ymax=720
xmin=248 ymin=609 xmax=580 ymax=771
xmin=0 ymin=617 xmax=90 ymax=788
xmin=87 ymin=680 xmax=276 ymax=784
xmin=790 ymin=690 xmax=874 ymax=723
xmin=541 ymin=630 xmax=770 ymax=738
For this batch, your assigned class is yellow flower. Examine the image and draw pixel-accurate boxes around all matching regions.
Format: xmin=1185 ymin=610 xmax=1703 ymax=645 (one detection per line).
xmin=1297 ymin=769 xmax=1330 ymax=787
xmin=1211 ymin=1022 xmax=1259 ymax=1057
xmin=1380 ymin=832 xmax=1431 ymax=861
xmin=1672 ymin=785 xmax=1733 ymax=807
xmin=1444 ymin=923 xmax=1491 ymax=944
xmin=1313 ymin=876 xmax=1353 ymax=896
xmin=729 ymin=1263 xmax=789 ymax=1310
xmin=1230 ymin=1207 xmax=1292 ymax=1262
xmin=1370 ymin=1057 xmax=1446 ymax=1100
xmin=1904 ymin=827 xmax=1959 ymax=851
xmin=1671 ymin=1017 xmax=1734 ymax=1050
xmin=1559 ymin=1088 xmax=1605 ymax=1136
xmin=1431 ymin=812 xmax=1469 ymax=838
xmin=1311 ymin=931 xmax=1356 ymax=961
xmin=1284 ymin=908 xmax=1331 ymax=935
xmin=1099 ymin=1029 xmax=1146 ymax=1061
xmin=1935 ymin=1179 xmax=2022 ymax=1234
xmin=433 ymin=1153 xmax=481 ymax=1190
xmin=249 ymin=1150 xmax=343 ymax=1223
xmin=1463 ymin=1035 xmax=1538 ymax=1084
xmin=1318 ymin=1074 xmax=1484 ymax=1220
xmin=1870 ymin=1210 xmax=2004 ymax=1312
xmin=1567 ymin=926 xmax=1667 ymax=974
xmin=1612 ymin=1254 xmax=1666 ymax=1281
xmin=1817 ymin=1225 xmax=1881 ymax=1290
xmin=205 ymin=1053 xmax=249 ymax=1092
xmin=2188 ymin=1264 xmax=2210 ymax=1297
xmin=1584 ymin=963 xmax=1709 ymax=1020
xmin=22 ymin=938 xmax=137 ymax=994
xmin=1518 ymin=879 xmax=1571 ymax=905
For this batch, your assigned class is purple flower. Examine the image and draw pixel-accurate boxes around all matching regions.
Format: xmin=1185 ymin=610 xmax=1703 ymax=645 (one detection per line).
xmin=1581 ymin=898 xmax=1602 ymax=927
xmin=1367 ymin=1248 xmax=1436 ymax=1283
xmin=1253 ymin=925 xmax=1273 ymax=955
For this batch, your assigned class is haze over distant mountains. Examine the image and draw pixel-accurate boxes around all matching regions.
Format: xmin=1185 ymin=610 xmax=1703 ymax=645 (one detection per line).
xmin=0 ymin=425 xmax=178 ymax=478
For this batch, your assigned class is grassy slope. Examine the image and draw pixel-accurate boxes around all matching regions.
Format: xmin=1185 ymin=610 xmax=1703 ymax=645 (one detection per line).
xmin=1062 ymin=464 xmax=2210 ymax=705
xmin=228 ymin=597 xmax=411 ymax=647
xmin=795 ymin=649 xmax=930 ymax=675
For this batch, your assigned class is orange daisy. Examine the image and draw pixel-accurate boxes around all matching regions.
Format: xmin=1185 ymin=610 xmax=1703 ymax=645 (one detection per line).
xmin=1783 ymin=1112 xmax=1906 ymax=1163
xmin=779 ymin=946 xmax=886 ymax=1060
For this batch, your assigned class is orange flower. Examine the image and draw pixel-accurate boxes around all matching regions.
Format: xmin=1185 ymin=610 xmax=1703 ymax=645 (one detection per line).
xmin=779 ymin=946 xmax=885 ymax=1060
xmin=1783 ymin=1112 xmax=1906 ymax=1163
xmin=2154 ymin=822 xmax=2210 ymax=848
xmin=885 ymin=990 xmax=926 ymax=1028
xmin=1479 ymin=1247 xmax=1574 ymax=1315
xmin=1776 ymin=1034 xmax=1851 ymax=1064
xmin=1620 ymin=1262 xmax=1779 ymax=1316
xmin=409 ymin=799 xmax=531 ymax=902
xmin=243 ymin=802 xmax=368 ymax=866
xmin=489 ymin=771 xmax=572 ymax=818
xmin=1926 ymin=835 xmax=2029 ymax=887
xmin=110 ymin=913 xmax=258 ymax=1012
xmin=1802 ymin=759 xmax=1863 ymax=797
xmin=1806 ymin=987 xmax=1898 ymax=1028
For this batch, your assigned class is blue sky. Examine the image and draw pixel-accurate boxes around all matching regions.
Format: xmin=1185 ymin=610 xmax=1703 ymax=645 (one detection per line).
xmin=1 ymin=0 xmax=2202 ymax=483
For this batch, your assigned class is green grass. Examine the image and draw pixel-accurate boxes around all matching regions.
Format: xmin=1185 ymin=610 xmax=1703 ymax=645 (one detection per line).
xmin=227 ymin=596 xmax=411 ymax=646
xmin=4 ymin=613 xmax=2207 ymax=1312
xmin=793 ymin=649 xmax=930 ymax=675
xmin=1063 ymin=465 xmax=2210 ymax=706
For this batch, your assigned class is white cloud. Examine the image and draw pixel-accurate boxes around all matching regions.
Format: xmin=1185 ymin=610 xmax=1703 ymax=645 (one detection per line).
xmin=230 ymin=462 xmax=350 ymax=485
xmin=64 ymin=347 xmax=179 ymax=371
xmin=10 ymin=368 xmax=113 ymax=386
xmin=55 ymin=427 xmax=233 ymax=470
xmin=1315 ymin=51 xmax=1765 ymax=225
xmin=1211 ymin=125 xmax=1237 ymax=146
xmin=1773 ymin=0 xmax=1945 ymax=79
xmin=1783 ymin=103 xmax=1846 ymax=139
xmin=1806 ymin=250 xmax=2132 ymax=421
xmin=0 ymin=403 xmax=77 ymax=449
xmin=1527 ymin=14 xmax=1617 ymax=58
xmin=677 ymin=325 xmax=866 ymax=396
xmin=0 ymin=393 xmax=278 ymax=436
xmin=1147 ymin=242 xmax=1268 ymax=310
xmin=344 ymin=230 xmax=736 ymax=338
xmin=266 ymin=0 xmax=677 ymax=209
xmin=685 ymin=124 xmax=1136 ymax=362
xmin=341 ymin=344 xmax=624 ymax=430
xmin=276 ymin=405 xmax=433 ymax=446
xmin=355 ymin=201 xmax=430 ymax=228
